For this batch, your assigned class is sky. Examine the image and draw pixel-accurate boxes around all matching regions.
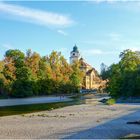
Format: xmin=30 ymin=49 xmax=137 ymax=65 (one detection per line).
xmin=0 ymin=0 xmax=140 ymax=72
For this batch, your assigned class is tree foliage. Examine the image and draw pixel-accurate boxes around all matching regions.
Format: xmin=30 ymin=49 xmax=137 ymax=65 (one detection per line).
xmin=101 ymin=50 xmax=140 ymax=98
xmin=0 ymin=49 xmax=84 ymax=98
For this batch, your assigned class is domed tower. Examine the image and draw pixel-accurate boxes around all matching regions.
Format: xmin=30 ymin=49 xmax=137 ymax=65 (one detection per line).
xmin=70 ymin=44 xmax=80 ymax=64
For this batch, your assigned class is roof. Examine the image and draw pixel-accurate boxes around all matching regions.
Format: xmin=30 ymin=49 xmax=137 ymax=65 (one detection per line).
xmin=86 ymin=68 xmax=96 ymax=74
xmin=86 ymin=68 xmax=99 ymax=77
xmin=71 ymin=44 xmax=79 ymax=53
xmin=86 ymin=69 xmax=94 ymax=75
xmin=79 ymin=57 xmax=92 ymax=68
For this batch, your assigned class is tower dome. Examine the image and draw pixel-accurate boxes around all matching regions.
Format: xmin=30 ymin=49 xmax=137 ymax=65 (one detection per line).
xmin=73 ymin=44 xmax=79 ymax=53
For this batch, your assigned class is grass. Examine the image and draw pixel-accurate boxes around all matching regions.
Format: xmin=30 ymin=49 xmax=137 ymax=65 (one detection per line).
xmin=106 ymin=98 xmax=116 ymax=105
xmin=0 ymin=96 xmax=83 ymax=117
xmin=121 ymin=134 xmax=140 ymax=139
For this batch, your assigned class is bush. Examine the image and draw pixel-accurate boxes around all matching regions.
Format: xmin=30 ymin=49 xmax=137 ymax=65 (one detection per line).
xmin=12 ymin=80 xmax=33 ymax=98
xmin=59 ymin=82 xmax=76 ymax=94
xmin=31 ymin=80 xmax=40 ymax=96
xmin=106 ymin=98 xmax=116 ymax=105
xmin=0 ymin=79 xmax=4 ymax=95
xmin=38 ymin=79 xmax=55 ymax=95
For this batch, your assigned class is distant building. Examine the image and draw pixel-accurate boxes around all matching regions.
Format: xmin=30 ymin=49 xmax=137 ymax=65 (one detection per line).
xmin=70 ymin=45 xmax=106 ymax=90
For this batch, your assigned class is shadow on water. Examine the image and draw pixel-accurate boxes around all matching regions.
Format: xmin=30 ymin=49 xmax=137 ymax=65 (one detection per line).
xmin=0 ymin=94 xmax=85 ymax=117
xmin=0 ymin=93 xmax=109 ymax=117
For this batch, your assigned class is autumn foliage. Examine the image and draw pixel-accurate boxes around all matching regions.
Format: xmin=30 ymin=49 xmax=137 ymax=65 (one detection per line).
xmin=0 ymin=49 xmax=84 ymax=98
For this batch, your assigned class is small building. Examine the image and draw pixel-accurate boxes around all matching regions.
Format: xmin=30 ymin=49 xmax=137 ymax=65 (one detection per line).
xmin=70 ymin=45 xmax=106 ymax=90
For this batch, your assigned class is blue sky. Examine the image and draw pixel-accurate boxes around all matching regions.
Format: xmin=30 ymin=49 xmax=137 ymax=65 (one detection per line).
xmin=0 ymin=1 xmax=140 ymax=72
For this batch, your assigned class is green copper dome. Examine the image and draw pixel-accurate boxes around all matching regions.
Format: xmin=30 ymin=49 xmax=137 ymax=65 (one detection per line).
xmin=72 ymin=44 xmax=79 ymax=53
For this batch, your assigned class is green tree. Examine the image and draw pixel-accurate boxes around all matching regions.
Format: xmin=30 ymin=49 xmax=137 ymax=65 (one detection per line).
xmin=106 ymin=50 xmax=140 ymax=98
xmin=100 ymin=63 xmax=110 ymax=80
xmin=119 ymin=49 xmax=140 ymax=72
xmin=12 ymin=66 xmax=34 ymax=97
xmin=70 ymin=60 xmax=84 ymax=92
xmin=5 ymin=49 xmax=25 ymax=68
xmin=12 ymin=80 xmax=33 ymax=98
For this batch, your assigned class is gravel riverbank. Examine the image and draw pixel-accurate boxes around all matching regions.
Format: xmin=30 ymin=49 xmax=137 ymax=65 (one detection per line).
xmin=0 ymin=102 xmax=140 ymax=139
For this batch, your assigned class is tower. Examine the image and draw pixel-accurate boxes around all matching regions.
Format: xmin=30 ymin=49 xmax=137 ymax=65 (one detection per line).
xmin=70 ymin=44 xmax=80 ymax=64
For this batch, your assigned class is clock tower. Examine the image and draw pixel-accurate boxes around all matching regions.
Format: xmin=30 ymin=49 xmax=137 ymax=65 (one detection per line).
xmin=70 ymin=44 xmax=80 ymax=64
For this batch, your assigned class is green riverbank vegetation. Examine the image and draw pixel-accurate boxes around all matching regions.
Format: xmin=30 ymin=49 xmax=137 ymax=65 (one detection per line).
xmin=101 ymin=49 xmax=140 ymax=99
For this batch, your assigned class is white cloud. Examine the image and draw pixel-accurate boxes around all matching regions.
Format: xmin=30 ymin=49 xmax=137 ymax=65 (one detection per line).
xmin=82 ymin=40 xmax=106 ymax=45
xmin=88 ymin=0 xmax=117 ymax=4
xmin=57 ymin=30 xmax=68 ymax=36
xmin=82 ymin=40 xmax=98 ymax=45
xmin=85 ymin=49 xmax=103 ymax=55
xmin=59 ymin=47 xmax=68 ymax=53
xmin=88 ymin=0 xmax=129 ymax=4
xmin=82 ymin=33 xmax=122 ymax=46
xmin=109 ymin=33 xmax=121 ymax=41
xmin=88 ymin=0 xmax=140 ymax=13
xmin=0 ymin=2 xmax=74 ymax=27
xmin=1 ymin=43 xmax=14 ymax=50
xmin=81 ymin=49 xmax=117 ymax=56
xmin=120 ymin=46 xmax=140 ymax=52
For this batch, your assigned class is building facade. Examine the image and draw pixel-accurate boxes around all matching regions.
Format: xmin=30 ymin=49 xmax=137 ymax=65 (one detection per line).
xmin=70 ymin=45 xmax=106 ymax=90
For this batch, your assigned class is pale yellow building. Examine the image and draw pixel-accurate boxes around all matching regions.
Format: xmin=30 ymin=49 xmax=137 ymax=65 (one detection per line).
xmin=70 ymin=45 xmax=106 ymax=90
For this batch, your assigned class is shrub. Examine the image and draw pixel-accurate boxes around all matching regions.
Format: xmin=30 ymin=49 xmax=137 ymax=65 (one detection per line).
xmin=12 ymin=80 xmax=33 ymax=98
xmin=38 ymin=79 xmax=55 ymax=95
xmin=106 ymin=98 xmax=116 ymax=105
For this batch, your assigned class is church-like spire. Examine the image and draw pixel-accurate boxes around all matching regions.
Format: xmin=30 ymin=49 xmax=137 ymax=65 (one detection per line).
xmin=72 ymin=44 xmax=79 ymax=53
xmin=70 ymin=44 xmax=80 ymax=64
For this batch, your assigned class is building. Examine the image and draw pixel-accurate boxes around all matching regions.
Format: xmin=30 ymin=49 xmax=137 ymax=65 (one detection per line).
xmin=70 ymin=44 xmax=80 ymax=64
xmin=70 ymin=45 xmax=106 ymax=90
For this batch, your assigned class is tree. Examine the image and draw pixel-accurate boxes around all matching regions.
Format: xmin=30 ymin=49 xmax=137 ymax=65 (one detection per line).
xmin=16 ymin=66 xmax=32 ymax=81
xmin=5 ymin=49 xmax=25 ymax=68
xmin=46 ymin=51 xmax=63 ymax=81
xmin=25 ymin=50 xmax=41 ymax=80
xmin=0 ymin=49 xmax=85 ymax=98
xmin=70 ymin=60 xmax=84 ymax=92
xmin=107 ymin=64 xmax=122 ymax=98
xmin=106 ymin=50 xmax=140 ymax=98
xmin=37 ymin=56 xmax=48 ymax=79
xmin=0 ymin=61 xmax=5 ymax=95
xmin=12 ymin=80 xmax=34 ymax=98
xmin=3 ymin=57 xmax=16 ymax=83
xmin=119 ymin=49 xmax=140 ymax=72
xmin=100 ymin=63 xmax=109 ymax=80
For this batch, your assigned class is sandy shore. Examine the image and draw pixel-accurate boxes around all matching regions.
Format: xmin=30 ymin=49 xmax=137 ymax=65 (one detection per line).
xmin=0 ymin=102 xmax=140 ymax=139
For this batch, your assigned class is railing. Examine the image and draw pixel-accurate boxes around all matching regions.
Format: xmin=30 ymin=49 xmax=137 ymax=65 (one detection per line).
xmin=80 ymin=89 xmax=97 ymax=94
